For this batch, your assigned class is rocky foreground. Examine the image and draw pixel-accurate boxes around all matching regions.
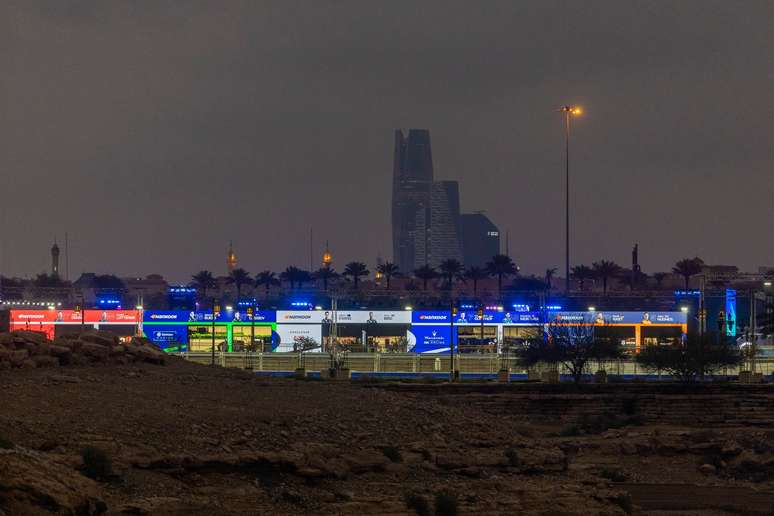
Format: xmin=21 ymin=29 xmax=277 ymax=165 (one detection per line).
xmin=2 ymin=348 xmax=774 ymax=514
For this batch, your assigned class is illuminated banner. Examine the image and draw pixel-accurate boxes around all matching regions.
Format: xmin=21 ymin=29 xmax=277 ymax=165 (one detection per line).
xmin=275 ymin=324 xmax=323 ymax=352
xmin=412 ymin=310 xmax=540 ymax=325
xmin=144 ymin=310 xmax=274 ymax=323
xmin=407 ymin=326 xmax=456 ymax=354
xmin=330 ymin=311 xmax=411 ymax=324
xmin=276 ymin=311 xmax=326 ymax=324
xmin=11 ymin=310 xmax=140 ymax=324
xmin=725 ymin=289 xmax=737 ymax=337
xmin=549 ymin=311 xmax=687 ymax=325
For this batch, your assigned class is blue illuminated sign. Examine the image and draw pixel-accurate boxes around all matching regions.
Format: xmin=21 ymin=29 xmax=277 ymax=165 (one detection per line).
xmin=144 ymin=310 xmax=275 ymax=323
xmin=725 ymin=289 xmax=737 ymax=336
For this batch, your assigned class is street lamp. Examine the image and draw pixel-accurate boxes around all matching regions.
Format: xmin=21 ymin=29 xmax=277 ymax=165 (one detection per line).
xmin=559 ymin=105 xmax=583 ymax=294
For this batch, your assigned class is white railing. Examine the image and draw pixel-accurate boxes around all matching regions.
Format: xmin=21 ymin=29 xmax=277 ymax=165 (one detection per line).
xmin=172 ymin=351 xmax=774 ymax=377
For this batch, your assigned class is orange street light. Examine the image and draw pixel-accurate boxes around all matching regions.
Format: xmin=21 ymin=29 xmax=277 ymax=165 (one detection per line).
xmin=558 ymin=105 xmax=584 ymax=294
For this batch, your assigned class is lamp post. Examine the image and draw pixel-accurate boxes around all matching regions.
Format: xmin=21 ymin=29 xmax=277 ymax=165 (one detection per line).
xmin=559 ymin=105 xmax=582 ymax=294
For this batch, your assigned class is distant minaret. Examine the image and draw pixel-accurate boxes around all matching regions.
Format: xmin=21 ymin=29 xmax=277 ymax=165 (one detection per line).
xmin=632 ymin=243 xmax=640 ymax=287
xmin=322 ymin=240 xmax=332 ymax=268
xmin=227 ymin=241 xmax=237 ymax=273
xmin=51 ymin=239 xmax=60 ymax=277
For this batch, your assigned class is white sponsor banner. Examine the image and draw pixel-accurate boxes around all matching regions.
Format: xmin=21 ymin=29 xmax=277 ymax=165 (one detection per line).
xmin=276 ymin=310 xmax=411 ymax=324
xmin=332 ymin=311 xmax=411 ymax=324
xmin=276 ymin=311 xmax=326 ymax=323
xmin=275 ymin=324 xmax=323 ymax=353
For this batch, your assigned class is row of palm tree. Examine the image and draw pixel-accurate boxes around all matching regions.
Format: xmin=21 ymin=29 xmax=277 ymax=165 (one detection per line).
xmin=189 ymin=254 xmax=520 ymax=302
xmin=190 ymin=255 xmax=706 ymax=302
xmin=570 ymin=257 xmax=705 ymax=294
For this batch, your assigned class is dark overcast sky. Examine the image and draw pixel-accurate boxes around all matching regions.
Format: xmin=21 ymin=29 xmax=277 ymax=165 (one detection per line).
xmin=1 ymin=0 xmax=772 ymax=283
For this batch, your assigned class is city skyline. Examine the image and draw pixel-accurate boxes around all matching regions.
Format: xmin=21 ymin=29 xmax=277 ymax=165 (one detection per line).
xmin=1 ymin=2 xmax=772 ymax=282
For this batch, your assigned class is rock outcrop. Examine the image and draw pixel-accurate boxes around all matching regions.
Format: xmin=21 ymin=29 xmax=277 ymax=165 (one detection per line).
xmin=0 ymin=330 xmax=166 ymax=369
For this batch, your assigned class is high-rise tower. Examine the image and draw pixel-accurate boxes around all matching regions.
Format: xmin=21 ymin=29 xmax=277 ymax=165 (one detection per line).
xmin=392 ymin=130 xmax=463 ymax=271
xmin=392 ymin=129 xmax=434 ymax=272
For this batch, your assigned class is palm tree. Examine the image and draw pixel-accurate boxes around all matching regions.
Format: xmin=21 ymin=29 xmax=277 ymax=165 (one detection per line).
xmin=544 ymin=268 xmax=557 ymax=291
xmin=464 ymin=266 xmax=487 ymax=297
xmin=652 ymin=272 xmax=669 ymax=289
xmin=413 ymin=265 xmax=437 ymax=291
xmin=254 ymin=270 xmax=279 ymax=298
xmin=571 ymin=265 xmax=594 ymax=291
xmin=191 ymin=270 xmax=216 ymax=304
xmin=673 ymin=257 xmax=704 ymax=290
xmin=296 ymin=269 xmax=313 ymax=289
xmin=281 ymin=266 xmax=304 ymax=289
xmin=342 ymin=262 xmax=369 ymax=289
xmin=485 ymin=254 xmax=518 ymax=298
xmin=226 ymin=268 xmax=251 ymax=303
xmin=376 ymin=262 xmax=400 ymax=290
xmin=438 ymin=259 xmax=464 ymax=289
xmin=314 ymin=265 xmax=338 ymax=291
xmin=592 ymin=260 xmax=622 ymax=295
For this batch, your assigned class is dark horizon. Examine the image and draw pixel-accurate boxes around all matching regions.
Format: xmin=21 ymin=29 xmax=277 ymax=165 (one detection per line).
xmin=1 ymin=1 xmax=772 ymax=283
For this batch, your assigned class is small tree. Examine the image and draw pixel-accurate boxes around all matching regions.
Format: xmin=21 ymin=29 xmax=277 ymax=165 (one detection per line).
xmin=343 ymin=262 xmax=369 ymax=289
xmin=314 ymin=265 xmax=338 ymax=291
xmin=636 ymin=333 xmax=741 ymax=383
xmin=439 ymin=259 xmax=464 ymax=290
xmin=516 ymin=316 xmax=623 ymax=384
xmin=254 ymin=270 xmax=279 ymax=298
xmin=592 ymin=260 xmax=622 ymax=295
xmin=571 ymin=265 xmax=594 ymax=291
xmin=672 ymin=257 xmax=704 ymax=290
xmin=377 ymin=262 xmax=400 ymax=290
xmin=413 ymin=265 xmax=437 ymax=291
xmin=485 ymin=254 xmax=518 ymax=299
xmin=463 ymin=266 xmax=487 ymax=296
xmin=226 ymin=268 xmax=251 ymax=303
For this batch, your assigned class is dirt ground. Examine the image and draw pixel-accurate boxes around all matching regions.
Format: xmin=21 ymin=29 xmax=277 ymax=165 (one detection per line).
xmin=2 ymin=358 xmax=774 ymax=515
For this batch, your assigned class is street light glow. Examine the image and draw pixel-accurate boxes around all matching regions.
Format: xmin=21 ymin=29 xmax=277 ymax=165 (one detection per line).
xmin=765 ymin=281 xmax=772 ymax=287
xmin=571 ymin=107 xmax=582 ymax=115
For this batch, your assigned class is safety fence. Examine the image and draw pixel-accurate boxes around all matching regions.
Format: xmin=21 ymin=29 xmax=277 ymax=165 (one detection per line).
xmin=174 ymin=351 xmax=774 ymax=378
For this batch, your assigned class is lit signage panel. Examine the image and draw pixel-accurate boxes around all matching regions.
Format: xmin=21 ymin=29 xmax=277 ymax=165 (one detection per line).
xmin=549 ymin=311 xmax=687 ymax=325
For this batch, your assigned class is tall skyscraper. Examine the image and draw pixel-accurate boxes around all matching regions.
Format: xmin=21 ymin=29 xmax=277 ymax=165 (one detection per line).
xmin=428 ymin=181 xmax=463 ymax=268
xmin=460 ymin=213 xmax=500 ymax=268
xmin=392 ymin=130 xmax=463 ymax=271
xmin=392 ymin=129 xmax=433 ymax=272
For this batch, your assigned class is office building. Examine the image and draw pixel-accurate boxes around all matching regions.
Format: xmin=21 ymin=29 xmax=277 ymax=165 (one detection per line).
xmin=460 ymin=213 xmax=500 ymax=267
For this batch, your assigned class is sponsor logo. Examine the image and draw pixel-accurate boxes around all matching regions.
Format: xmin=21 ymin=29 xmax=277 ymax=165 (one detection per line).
xmin=150 ymin=314 xmax=178 ymax=320
xmin=419 ymin=314 xmax=447 ymax=321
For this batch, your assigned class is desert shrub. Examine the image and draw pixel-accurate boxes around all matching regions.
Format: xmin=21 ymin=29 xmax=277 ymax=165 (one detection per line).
xmin=0 ymin=436 xmax=13 ymax=449
xmin=404 ymin=492 xmax=431 ymax=516
xmin=419 ymin=449 xmax=433 ymax=461
xmin=612 ymin=493 xmax=633 ymax=514
xmin=559 ymin=424 xmax=582 ymax=437
xmin=435 ymin=491 xmax=458 ymax=516
xmin=599 ymin=468 xmax=628 ymax=482
xmin=621 ymin=397 xmax=639 ymax=416
xmin=504 ymin=447 xmax=521 ymax=466
xmin=81 ymin=446 xmax=112 ymax=479
xmin=382 ymin=445 xmax=403 ymax=463
xmin=636 ymin=333 xmax=741 ymax=383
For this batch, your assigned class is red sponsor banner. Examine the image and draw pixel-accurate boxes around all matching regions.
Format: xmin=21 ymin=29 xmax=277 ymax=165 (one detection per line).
xmin=10 ymin=310 xmax=139 ymax=325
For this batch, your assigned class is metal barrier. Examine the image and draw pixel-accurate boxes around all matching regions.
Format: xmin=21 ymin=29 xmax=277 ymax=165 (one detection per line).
xmin=173 ymin=351 xmax=774 ymax=377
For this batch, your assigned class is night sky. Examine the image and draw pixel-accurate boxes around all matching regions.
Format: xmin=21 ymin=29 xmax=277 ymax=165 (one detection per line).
xmin=1 ymin=1 xmax=772 ymax=283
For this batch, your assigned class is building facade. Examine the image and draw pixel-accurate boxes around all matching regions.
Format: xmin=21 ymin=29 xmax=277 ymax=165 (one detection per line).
xmin=392 ymin=129 xmax=434 ymax=273
xmin=460 ymin=213 xmax=499 ymax=268
xmin=392 ymin=130 xmax=464 ymax=270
